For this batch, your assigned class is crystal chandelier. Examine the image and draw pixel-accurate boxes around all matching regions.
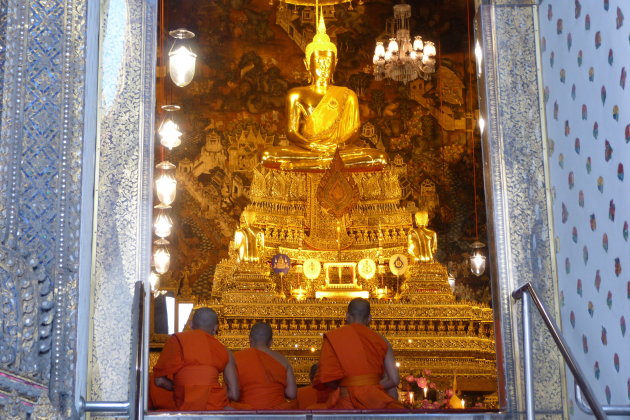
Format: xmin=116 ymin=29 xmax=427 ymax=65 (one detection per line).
xmin=373 ymin=3 xmax=436 ymax=84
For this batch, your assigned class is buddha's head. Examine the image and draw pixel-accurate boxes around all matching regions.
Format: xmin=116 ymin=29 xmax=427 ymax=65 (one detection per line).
xmin=414 ymin=210 xmax=429 ymax=227
xmin=242 ymin=209 xmax=256 ymax=226
xmin=304 ymin=13 xmax=337 ymax=81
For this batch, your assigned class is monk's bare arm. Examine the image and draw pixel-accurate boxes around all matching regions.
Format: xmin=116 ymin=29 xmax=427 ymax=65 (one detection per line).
xmin=284 ymin=362 xmax=297 ymax=400
xmin=380 ymin=338 xmax=400 ymax=391
xmin=223 ymin=350 xmax=240 ymax=402
xmin=154 ymin=376 xmax=173 ymax=391
xmin=381 ymin=373 xmax=399 ymax=400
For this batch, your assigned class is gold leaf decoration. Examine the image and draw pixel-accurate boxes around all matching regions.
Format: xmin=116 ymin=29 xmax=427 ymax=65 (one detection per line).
xmin=316 ymin=149 xmax=359 ymax=219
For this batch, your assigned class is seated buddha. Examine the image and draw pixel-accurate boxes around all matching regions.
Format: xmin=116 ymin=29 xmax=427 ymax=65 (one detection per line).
xmin=261 ymin=14 xmax=387 ymax=171
xmin=408 ymin=210 xmax=438 ymax=263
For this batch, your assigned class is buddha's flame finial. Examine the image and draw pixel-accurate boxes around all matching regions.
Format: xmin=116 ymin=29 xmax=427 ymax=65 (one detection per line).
xmin=305 ymin=2 xmax=337 ymax=67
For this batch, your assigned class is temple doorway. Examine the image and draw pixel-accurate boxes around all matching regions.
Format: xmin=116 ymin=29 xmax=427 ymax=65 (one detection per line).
xmin=148 ymin=0 xmax=498 ymax=412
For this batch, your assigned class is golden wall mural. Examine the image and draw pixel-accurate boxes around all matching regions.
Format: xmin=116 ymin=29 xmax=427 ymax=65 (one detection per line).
xmin=155 ymin=0 xmax=489 ymax=304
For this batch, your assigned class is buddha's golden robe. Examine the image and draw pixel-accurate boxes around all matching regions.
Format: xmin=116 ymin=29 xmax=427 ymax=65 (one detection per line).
xmin=293 ymin=86 xmax=360 ymax=153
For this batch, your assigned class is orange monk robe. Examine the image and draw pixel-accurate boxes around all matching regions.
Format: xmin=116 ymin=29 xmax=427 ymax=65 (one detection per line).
xmin=233 ymin=348 xmax=292 ymax=410
xmin=314 ymin=323 xmax=404 ymax=410
xmin=296 ymin=385 xmax=331 ymax=409
xmin=148 ymin=373 xmax=176 ymax=411
xmin=153 ymin=329 xmax=230 ymax=411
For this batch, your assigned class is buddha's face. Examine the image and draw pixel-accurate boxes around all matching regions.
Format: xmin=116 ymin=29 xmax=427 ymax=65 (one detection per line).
xmin=242 ymin=210 xmax=256 ymax=225
xmin=415 ymin=211 xmax=428 ymax=226
xmin=308 ymin=50 xmax=336 ymax=81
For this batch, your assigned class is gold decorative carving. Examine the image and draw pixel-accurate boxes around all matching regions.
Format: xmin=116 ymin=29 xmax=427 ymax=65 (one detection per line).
xmin=316 ymin=150 xmax=359 ymax=219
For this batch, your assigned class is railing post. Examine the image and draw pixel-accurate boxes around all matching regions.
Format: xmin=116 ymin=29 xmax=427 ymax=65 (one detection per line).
xmin=522 ymin=292 xmax=535 ymax=420
xmin=513 ymin=282 xmax=608 ymax=420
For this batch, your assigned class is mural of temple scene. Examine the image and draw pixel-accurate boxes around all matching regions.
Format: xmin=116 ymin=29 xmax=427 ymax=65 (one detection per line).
xmin=150 ymin=0 xmax=496 ymax=409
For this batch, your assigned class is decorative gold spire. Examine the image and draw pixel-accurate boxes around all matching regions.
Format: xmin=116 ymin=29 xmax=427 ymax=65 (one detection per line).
xmin=305 ymin=11 xmax=337 ymax=67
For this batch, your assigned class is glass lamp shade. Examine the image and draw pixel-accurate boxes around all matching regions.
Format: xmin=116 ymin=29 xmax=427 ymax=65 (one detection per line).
xmin=158 ymin=118 xmax=182 ymax=149
xmin=470 ymin=253 xmax=486 ymax=276
xmin=413 ymin=36 xmax=423 ymax=51
xmin=153 ymin=240 xmax=171 ymax=274
xmin=447 ymin=272 xmax=456 ymax=291
xmin=423 ymin=41 xmax=436 ymax=57
xmin=374 ymin=41 xmax=385 ymax=58
xmin=469 ymin=241 xmax=487 ymax=277
xmin=149 ymin=271 xmax=160 ymax=291
xmin=154 ymin=207 xmax=173 ymax=238
xmin=155 ymin=172 xmax=177 ymax=206
xmin=387 ymin=38 xmax=399 ymax=53
xmin=168 ymin=28 xmax=197 ymax=87
xmin=169 ymin=45 xmax=197 ymax=87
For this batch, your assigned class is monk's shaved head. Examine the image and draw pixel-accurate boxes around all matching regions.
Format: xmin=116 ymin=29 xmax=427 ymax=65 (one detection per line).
xmin=347 ymin=298 xmax=371 ymax=324
xmin=250 ymin=322 xmax=273 ymax=347
xmin=191 ymin=307 xmax=219 ymax=333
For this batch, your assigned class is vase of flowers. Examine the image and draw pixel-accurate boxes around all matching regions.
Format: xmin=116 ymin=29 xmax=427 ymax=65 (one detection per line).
xmin=401 ymin=369 xmax=454 ymax=409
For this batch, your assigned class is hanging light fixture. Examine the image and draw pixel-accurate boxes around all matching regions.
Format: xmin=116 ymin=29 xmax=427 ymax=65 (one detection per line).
xmin=149 ymin=271 xmax=160 ymax=292
xmin=373 ymin=3 xmax=437 ymax=84
xmin=155 ymin=161 xmax=177 ymax=206
xmin=153 ymin=239 xmax=171 ymax=274
xmin=158 ymin=105 xmax=182 ymax=150
xmin=447 ymin=272 xmax=456 ymax=291
xmin=168 ymin=29 xmax=197 ymax=87
xmin=465 ymin=0 xmax=486 ymax=278
xmin=154 ymin=204 xmax=174 ymax=238
xmin=469 ymin=241 xmax=486 ymax=277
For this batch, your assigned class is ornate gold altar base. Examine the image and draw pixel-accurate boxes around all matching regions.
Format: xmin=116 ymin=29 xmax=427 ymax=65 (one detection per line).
xmin=151 ymin=265 xmax=497 ymax=394
xmin=150 ymin=165 xmax=497 ymax=395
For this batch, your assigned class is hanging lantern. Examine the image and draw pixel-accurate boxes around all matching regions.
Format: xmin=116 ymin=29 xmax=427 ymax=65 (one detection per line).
xmin=153 ymin=239 xmax=171 ymax=274
xmin=149 ymin=271 xmax=160 ymax=291
xmin=469 ymin=241 xmax=487 ymax=277
xmin=158 ymin=105 xmax=182 ymax=150
xmin=447 ymin=272 xmax=456 ymax=291
xmin=168 ymin=29 xmax=197 ymax=87
xmin=154 ymin=205 xmax=173 ymax=238
xmin=155 ymin=161 xmax=177 ymax=206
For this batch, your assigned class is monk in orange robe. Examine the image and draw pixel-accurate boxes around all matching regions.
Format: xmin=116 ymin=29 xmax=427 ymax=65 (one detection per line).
xmin=314 ymin=298 xmax=404 ymax=409
xmin=153 ymin=307 xmax=239 ymax=411
xmin=233 ymin=322 xmax=296 ymax=409
xmin=296 ymin=363 xmax=331 ymax=409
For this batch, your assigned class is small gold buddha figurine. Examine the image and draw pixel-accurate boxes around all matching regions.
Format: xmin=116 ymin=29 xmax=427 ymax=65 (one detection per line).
xmin=407 ymin=210 xmax=438 ymax=263
xmin=262 ymin=13 xmax=387 ymax=171
xmin=233 ymin=209 xmax=264 ymax=263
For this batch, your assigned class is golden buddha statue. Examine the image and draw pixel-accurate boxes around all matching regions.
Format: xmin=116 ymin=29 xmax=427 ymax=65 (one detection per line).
xmin=407 ymin=210 xmax=438 ymax=263
xmin=233 ymin=209 xmax=264 ymax=263
xmin=261 ymin=14 xmax=387 ymax=171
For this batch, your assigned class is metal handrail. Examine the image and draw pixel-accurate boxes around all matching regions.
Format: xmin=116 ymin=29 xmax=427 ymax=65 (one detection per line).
xmin=575 ymin=383 xmax=630 ymax=416
xmin=512 ymin=282 xmax=607 ymax=420
xmin=80 ymin=281 xmax=144 ymax=418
